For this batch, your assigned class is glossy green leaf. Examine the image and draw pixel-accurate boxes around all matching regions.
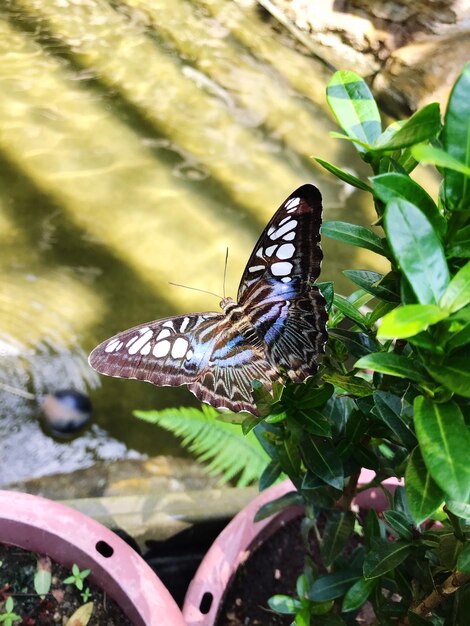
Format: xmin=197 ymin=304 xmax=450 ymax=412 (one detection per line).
xmin=457 ymin=542 xmax=470 ymax=573
xmin=309 ymin=570 xmax=362 ymax=602
xmin=363 ymin=539 xmax=413 ymax=579
xmin=384 ymin=198 xmax=449 ymax=304
xmin=317 ymin=281 xmax=335 ymax=311
xmin=426 ymin=354 xmax=470 ymax=397
xmin=414 ymin=397 xmax=470 ymax=501
xmin=254 ymin=491 xmax=303 ymax=522
xmin=314 ymin=158 xmax=372 ymax=191
xmin=355 ymin=352 xmax=425 ymax=382
xmin=342 ymin=577 xmax=377 ymax=612
xmin=383 ymin=511 xmax=414 ymax=540
xmin=322 ymin=221 xmax=386 ymax=256
xmin=326 ymin=71 xmax=381 ymax=153
xmin=372 ymin=391 xmax=417 ymax=450
xmin=322 ymin=372 xmax=372 ymax=396
xmin=267 ymin=594 xmax=301 ymax=614
xmin=440 ymin=261 xmax=470 ymax=312
xmin=448 ymin=224 xmax=470 ymax=258
xmin=405 ymin=447 xmax=444 ymax=525
xmin=300 ymin=435 xmax=344 ymax=489
xmin=259 ymin=460 xmax=282 ymax=491
xmin=371 ymin=173 xmax=445 ymax=237
xmin=333 ymin=294 xmax=369 ymax=328
xmin=293 ymin=408 xmax=332 ymax=437
xmin=320 ymin=511 xmax=356 ymax=567
xmin=412 ymin=144 xmax=470 ymax=176
xmin=438 ymin=534 xmax=464 ymax=569
xmin=446 ymin=499 xmax=470 ymax=518
xmin=443 ymin=62 xmax=470 ymax=211
xmin=377 ymin=304 xmax=448 ymax=339
xmin=329 ymin=328 xmax=379 ymax=358
xmin=373 ymin=103 xmax=441 ymax=151
xmin=343 ymin=270 xmax=400 ymax=302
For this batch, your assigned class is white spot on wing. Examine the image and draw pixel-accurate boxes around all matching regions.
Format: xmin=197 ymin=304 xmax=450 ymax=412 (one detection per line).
xmin=285 ymin=197 xmax=300 ymax=210
xmin=140 ymin=342 xmax=151 ymax=355
xmin=172 ymin=337 xmax=189 ymax=359
xmin=265 ymin=244 xmax=277 ymax=257
xmin=267 ymin=226 xmax=275 ymax=236
xmin=276 ymin=243 xmax=295 ymax=259
xmin=271 ymin=261 xmax=293 ymax=277
xmin=255 ymin=247 xmax=264 ymax=258
xmin=283 ymin=231 xmax=295 ymax=241
xmin=105 ymin=339 xmax=121 ymax=353
xmin=128 ymin=330 xmax=153 ymax=355
xmin=281 ymin=276 xmax=292 ymax=283
xmin=270 ymin=220 xmax=297 ymax=240
xmin=186 ymin=349 xmax=194 ymax=360
xmin=153 ymin=340 xmax=171 ymax=357
xmin=248 ymin=264 xmax=265 ymax=273
xmin=126 ymin=335 xmax=139 ymax=348
xmin=180 ymin=317 xmax=190 ymax=332
xmin=162 ymin=321 xmax=174 ymax=328
xmin=157 ymin=328 xmax=171 ymax=340
xmin=279 ymin=216 xmax=290 ymax=225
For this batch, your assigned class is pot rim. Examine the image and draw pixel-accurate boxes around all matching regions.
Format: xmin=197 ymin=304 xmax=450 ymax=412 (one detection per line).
xmin=182 ymin=469 xmax=402 ymax=625
xmin=0 ymin=490 xmax=186 ymax=626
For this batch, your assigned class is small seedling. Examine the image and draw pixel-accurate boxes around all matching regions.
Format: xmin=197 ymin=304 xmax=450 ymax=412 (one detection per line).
xmin=81 ymin=587 xmax=91 ymax=603
xmin=63 ymin=564 xmax=91 ymax=592
xmin=0 ymin=597 xmax=21 ymax=625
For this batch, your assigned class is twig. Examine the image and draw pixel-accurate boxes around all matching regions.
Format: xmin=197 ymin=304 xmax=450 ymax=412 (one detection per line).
xmin=411 ymin=571 xmax=470 ymax=618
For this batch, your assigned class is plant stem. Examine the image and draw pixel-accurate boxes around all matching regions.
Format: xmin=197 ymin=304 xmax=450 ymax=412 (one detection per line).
xmin=443 ymin=504 xmax=466 ymax=542
xmin=337 ymin=469 xmax=361 ymax=511
xmin=411 ymin=571 xmax=470 ymax=618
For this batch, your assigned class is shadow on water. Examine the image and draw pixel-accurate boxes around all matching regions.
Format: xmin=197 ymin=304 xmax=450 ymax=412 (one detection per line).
xmin=0 ymin=0 xmax=389 ymax=483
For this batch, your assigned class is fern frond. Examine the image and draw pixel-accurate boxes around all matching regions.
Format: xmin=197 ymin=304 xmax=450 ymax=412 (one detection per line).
xmin=134 ymin=405 xmax=269 ymax=486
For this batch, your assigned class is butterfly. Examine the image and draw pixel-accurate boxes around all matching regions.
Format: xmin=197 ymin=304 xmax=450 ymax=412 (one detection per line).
xmin=88 ymin=184 xmax=328 ymax=415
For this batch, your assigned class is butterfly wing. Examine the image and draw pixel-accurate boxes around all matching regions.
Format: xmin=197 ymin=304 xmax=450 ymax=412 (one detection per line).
xmin=89 ymin=312 xmax=277 ymax=414
xmin=88 ymin=313 xmax=222 ymax=388
xmin=237 ymin=184 xmax=328 ymax=381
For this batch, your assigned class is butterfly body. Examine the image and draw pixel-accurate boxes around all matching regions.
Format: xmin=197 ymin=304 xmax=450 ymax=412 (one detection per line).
xmin=89 ymin=184 xmax=328 ymax=415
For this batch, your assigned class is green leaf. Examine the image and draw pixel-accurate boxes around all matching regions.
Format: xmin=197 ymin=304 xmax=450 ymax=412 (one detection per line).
xmin=355 ymin=352 xmax=425 ymax=382
xmin=425 ymin=353 xmax=470 ymax=397
xmin=438 ymin=534 xmax=464 ymax=569
xmin=414 ymin=397 xmax=470 ymax=501
xmin=322 ymin=372 xmax=372 ymax=396
xmin=377 ymin=304 xmax=448 ymax=339
xmin=372 ymin=393 xmax=418 ymax=452
xmin=343 ymin=270 xmax=400 ymax=302
xmin=446 ymin=499 xmax=470 ymax=518
xmin=371 ymin=173 xmax=446 ymax=237
xmin=320 ymin=511 xmax=356 ymax=567
xmin=405 ymin=447 xmax=444 ymax=525
xmin=384 ymin=198 xmax=450 ymax=304
xmin=329 ymin=328 xmax=379 ymax=359
xmin=412 ymin=144 xmax=470 ymax=176
xmin=254 ymin=491 xmax=303 ymax=522
xmin=383 ymin=511 xmax=414 ymax=540
xmin=313 ymin=158 xmax=372 ymax=191
xmin=293 ymin=408 xmax=332 ymax=437
xmin=134 ymin=405 xmax=268 ymax=486
xmin=373 ymin=103 xmax=441 ymax=151
xmin=321 ymin=221 xmax=386 ymax=257
xmin=317 ymin=281 xmax=335 ymax=310
xmin=259 ymin=460 xmax=282 ymax=491
xmin=309 ymin=570 xmax=362 ymax=602
xmin=363 ymin=539 xmax=413 ymax=579
xmin=448 ymin=224 xmax=470 ymax=258
xmin=333 ymin=294 xmax=369 ymax=328
xmin=457 ymin=542 xmax=470 ymax=573
xmin=342 ymin=577 xmax=377 ymax=612
xmin=267 ymin=594 xmax=301 ymax=614
xmin=443 ymin=62 xmax=470 ymax=211
xmin=300 ymin=435 xmax=344 ymax=489
xmin=326 ymin=71 xmax=381 ymax=153
xmin=440 ymin=261 xmax=470 ymax=312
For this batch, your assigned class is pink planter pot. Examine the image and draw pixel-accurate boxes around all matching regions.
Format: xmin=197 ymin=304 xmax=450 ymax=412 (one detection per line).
xmin=0 ymin=490 xmax=186 ymax=626
xmin=183 ymin=469 xmax=402 ymax=626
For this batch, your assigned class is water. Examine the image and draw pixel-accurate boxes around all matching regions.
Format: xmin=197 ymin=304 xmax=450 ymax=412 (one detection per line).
xmin=0 ymin=0 xmax=389 ymax=484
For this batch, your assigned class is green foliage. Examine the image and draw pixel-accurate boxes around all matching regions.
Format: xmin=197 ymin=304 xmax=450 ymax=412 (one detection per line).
xmin=63 ymin=564 xmax=90 ymax=593
xmin=134 ymin=405 xmax=269 ymax=486
xmin=0 ymin=598 xmax=21 ymax=626
xmin=261 ymin=65 xmax=470 ymax=625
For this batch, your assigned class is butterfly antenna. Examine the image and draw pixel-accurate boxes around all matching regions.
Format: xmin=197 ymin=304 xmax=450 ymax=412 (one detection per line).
xmin=169 ymin=282 xmax=222 ymax=300
xmin=223 ymin=247 xmax=229 ymax=299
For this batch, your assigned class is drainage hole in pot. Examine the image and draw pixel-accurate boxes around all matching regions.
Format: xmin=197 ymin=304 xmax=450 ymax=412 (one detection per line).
xmin=96 ymin=540 xmax=114 ymax=558
xmin=199 ymin=592 xmax=213 ymax=614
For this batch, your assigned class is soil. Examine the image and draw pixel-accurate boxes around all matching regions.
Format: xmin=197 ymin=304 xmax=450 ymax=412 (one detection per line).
xmin=0 ymin=543 xmax=133 ymax=625
xmin=215 ymin=515 xmax=368 ymax=626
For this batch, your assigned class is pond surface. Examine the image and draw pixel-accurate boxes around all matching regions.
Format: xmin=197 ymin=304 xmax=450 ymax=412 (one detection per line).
xmin=0 ymin=0 xmax=389 ymax=484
